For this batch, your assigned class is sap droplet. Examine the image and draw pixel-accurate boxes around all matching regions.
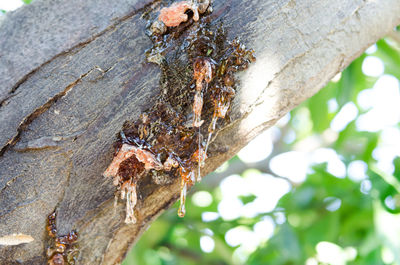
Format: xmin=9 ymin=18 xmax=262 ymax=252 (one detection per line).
xmin=178 ymin=180 xmax=187 ymax=217
xmin=123 ymin=181 xmax=137 ymax=224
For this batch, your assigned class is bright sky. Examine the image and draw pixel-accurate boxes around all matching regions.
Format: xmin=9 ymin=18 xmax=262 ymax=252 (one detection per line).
xmin=0 ymin=0 xmax=24 ymax=11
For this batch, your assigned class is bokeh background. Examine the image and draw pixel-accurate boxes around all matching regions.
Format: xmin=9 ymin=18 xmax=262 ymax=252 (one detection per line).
xmin=122 ymin=35 xmax=400 ymax=265
xmin=2 ymin=1 xmax=399 ymax=265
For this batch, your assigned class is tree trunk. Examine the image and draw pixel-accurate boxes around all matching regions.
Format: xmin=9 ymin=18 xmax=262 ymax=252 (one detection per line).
xmin=0 ymin=0 xmax=399 ymax=264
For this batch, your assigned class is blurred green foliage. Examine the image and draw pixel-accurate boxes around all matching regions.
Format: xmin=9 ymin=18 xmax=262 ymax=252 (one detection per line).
xmin=123 ymin=35 xmax=400 ymax=265
xmin=21 ymin=0 xmax=33 ymax=4
xmin=3 ymin=1 xmax=400 ymax=264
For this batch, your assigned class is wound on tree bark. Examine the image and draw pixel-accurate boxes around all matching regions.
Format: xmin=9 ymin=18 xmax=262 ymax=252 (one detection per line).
xmin=46 ymin=211 xmax=78 ymax=265
xmin=104 ymin=0 xmax=255 ymax=224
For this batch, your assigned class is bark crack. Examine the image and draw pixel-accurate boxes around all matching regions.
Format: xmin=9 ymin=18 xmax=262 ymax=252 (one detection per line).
xmin=57 ymin=155 xmax=74 ymax=212
xmin=13 ymin=130 xmax=85 ymax=152
xmin=0 ymin=0 xmax=156 ymax=110
xmin=0 ymin=67 xmax=104 ymax=156
xmin=0 ymin=175 xmax=20 ymax=194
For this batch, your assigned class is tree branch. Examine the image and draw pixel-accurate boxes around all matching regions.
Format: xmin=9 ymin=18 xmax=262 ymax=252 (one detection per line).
xmin=0 ymin=0 xmax=399 ymax=264
xmin=388 ymin=29 xmax=400 ymax=44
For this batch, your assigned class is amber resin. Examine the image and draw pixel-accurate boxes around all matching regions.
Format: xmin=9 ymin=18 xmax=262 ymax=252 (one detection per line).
xmin=46 ymin=211 xmax=78 ymax=265
xmin=158 ymin=1 xmax=199 ymax=27
xmin=104 ymin=0 xmax=255 ymax=223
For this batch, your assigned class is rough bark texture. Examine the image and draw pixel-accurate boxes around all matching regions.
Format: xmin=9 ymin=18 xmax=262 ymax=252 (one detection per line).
xmin=0 ymin=0 xmax=399 ymax=264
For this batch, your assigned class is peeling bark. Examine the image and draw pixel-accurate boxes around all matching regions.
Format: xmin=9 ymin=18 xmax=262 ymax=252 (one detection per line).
xmin=0 ymin=0 xmax=399 ymax=264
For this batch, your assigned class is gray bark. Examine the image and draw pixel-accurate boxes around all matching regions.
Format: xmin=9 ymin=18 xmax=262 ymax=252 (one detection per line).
xmin=0 ymin=0 xmax=399 ymax=264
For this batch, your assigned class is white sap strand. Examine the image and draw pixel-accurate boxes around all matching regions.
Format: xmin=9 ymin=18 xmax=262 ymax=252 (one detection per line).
xmin=178 ymin=180 xmax=187 ymax=217
xmin=198 ymin=126 xmax=202 ymax=182
xmin=124 ymin=181 xmax=137 ymax=224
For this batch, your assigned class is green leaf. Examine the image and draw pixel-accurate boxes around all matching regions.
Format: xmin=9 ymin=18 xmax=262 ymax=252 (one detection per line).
xmin=238 ymin=194 xmax=257 ymax=205
xmin=370 ymin=165 xmax=400 ymax=194
xmin=369 ymin=167 xmax=400 ymax=213
xmin=307 ymin=81 xmax=336 ymax=132
xmin=248 ymin=223 xmax=303 ymax=265
xmin=375 ymin=39 xmax=400 ymax=80
xmin=393 ymin=157 xmax=400 ymax=182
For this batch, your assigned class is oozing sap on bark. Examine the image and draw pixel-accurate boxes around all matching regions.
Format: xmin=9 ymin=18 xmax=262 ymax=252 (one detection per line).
xmin=104 ymin=0 xmax=255 ymax=224
xmin=46 ymin=211 xmax=78 ymax=265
